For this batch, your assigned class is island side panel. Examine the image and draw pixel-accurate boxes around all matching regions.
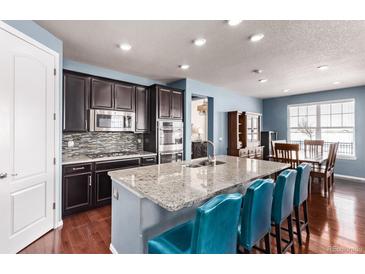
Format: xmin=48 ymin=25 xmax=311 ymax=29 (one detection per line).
xmin=111 ymin=179 xmax=198 ymax=254
xmin=111 ymin=180 xmax=144 ymax=254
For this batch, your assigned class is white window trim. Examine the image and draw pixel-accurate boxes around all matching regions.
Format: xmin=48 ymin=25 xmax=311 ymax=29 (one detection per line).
xmin=287 ymin=98 xmax=356 ymax=160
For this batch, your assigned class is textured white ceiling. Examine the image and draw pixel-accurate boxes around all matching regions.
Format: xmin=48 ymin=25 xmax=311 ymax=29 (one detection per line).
xmin=37 ymin=20 xmax=365 ymax=98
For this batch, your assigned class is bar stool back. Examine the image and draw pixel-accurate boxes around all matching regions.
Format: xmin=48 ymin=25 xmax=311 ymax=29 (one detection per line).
xmin=271 ymin=169 xmax=297 ymax=254
xmin=238 ymin=179 xmax=274 ymax=253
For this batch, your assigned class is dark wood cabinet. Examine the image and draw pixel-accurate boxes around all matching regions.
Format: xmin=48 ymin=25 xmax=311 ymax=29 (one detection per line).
xmin=135 ymin=86 xmax=150 ymax=132
xmin=155 ymin=86 xmax=183 ymax=120
xmin=91 ymin=78 xmax=114 ymax=109
xmin=62 ymin=157 xmax=150 ymax=216
xmin=158 ymin=87 xmax=171 ymax=118
xmin=62 ymin=163 xmax=93 ymax=216
xmin=93 ymin=158 xmax=140 ymax=207
xmin=171 ymin=91 xmax=183 ymax=119
xmin=115 ymin=83 xmax=135 ymax=111
xmin=227 ymin=111 xmax=263 ymax=157
xmin=63 ymin=72 xmax=90 ymax=132
xmin=94 ymin=171 xmax=112 ymax=206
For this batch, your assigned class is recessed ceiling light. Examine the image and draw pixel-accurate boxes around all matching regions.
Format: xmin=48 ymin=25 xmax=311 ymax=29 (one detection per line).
xmin=119 ymin=43 xmax=132 ymax=51
xmin=227 ymin=20 xmax=242 ymax=26
xmin=252 ymin=69 xmax=263 ymax=74
xmin=283 ymin=89 xmax=291 ymax=93
xmin=317 ymin=65 xmax=329 ymax=71
xmin=258 ymin=79 xmax=268 ymax=83
xmin=333 ymin=81 xmax=341 ymax=85
xmin=179 ymin=64 xmax=190 ymax=70
xmin=193 ymin=38 xmax=206 ymax=47
xmin=249 ymin=33 xmax=265 ymax=42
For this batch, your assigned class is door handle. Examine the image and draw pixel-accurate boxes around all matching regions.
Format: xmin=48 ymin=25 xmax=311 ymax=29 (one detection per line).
xmin=0 ymin=173 xmax=7 ymax=179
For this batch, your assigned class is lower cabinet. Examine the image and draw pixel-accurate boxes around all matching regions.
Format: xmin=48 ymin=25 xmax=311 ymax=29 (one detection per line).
xmin=62 ymin=163 xmax=93 ymax=216
xmin=62 ymin=157 xmax=156 ymax=217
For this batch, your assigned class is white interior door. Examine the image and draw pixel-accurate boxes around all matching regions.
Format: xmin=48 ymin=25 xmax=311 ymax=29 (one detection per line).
xmin=0 ymin=27 xmax=56 ymax=253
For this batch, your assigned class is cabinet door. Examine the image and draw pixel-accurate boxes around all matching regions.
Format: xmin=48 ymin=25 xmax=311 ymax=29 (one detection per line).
xmin=91 ymin=78 xmax=114 ymax=109
xmin=115 ymin=83 xmax=135 ymax=111
xmin=63 ymin=73 xmax=89 ymax=132
xmin=135 ymin=86 xmax=150 ymax=132
xmin=171 ymin=91 xmax=183 ymax=119
xmin=62 ymin=173 xmax=92 ymax=216
xmin=158 ymin=88 xmax=171 ymax=119
xmin=94 ymin=171 xmax=112 ymax=206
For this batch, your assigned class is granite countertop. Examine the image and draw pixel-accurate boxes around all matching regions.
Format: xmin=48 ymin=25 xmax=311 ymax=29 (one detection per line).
xmin=108 ymin=155 xmax=290 ymax=212
xmin=62 ymin=151 xmax=157 ymax=165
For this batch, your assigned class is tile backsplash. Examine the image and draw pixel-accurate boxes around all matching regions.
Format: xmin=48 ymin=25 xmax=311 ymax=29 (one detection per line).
xmin=62 ymin=132 xmax=144 ymax=157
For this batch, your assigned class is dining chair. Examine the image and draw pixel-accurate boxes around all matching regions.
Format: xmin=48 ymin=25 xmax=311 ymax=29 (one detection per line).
xmin=293 ymin=163 xmax=311 ymax=246
xmin=304 ymin=140 xmax=324 ymax=159
xmin=271 ymin=169 xmax=297 ymax=254
xmin=330 ymin=142 xmax=339 ymax=189
xmin=147 ymin=193 xmax=243 ymax=254
xmin=271 ymin=140 xmax=287 ymax=158
xmin=274 ymin=143 xmax=300 ymax=169
xmin=237 ymin=179 xmax=274 ymax=254
xmin=310 ymin=143 xmax=338 ymax=197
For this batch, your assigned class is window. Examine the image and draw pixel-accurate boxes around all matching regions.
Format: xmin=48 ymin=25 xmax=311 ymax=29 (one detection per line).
xmin=288 ymin=99 xmax=355 ymax=158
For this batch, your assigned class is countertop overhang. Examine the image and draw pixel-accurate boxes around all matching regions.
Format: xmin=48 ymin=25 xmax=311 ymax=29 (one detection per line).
xmin=109 ymin=155 xmax=290 ymax=211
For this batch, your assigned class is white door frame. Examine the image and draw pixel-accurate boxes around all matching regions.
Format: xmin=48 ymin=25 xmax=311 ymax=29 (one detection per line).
xmin=0 ymin=21 xmax=61 ymax=229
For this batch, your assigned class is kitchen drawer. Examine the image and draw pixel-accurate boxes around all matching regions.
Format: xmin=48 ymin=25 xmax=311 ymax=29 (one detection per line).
xmin=95 ymin=158 xmax=141 ymax=171
xmin=141 ymin=156 xmax=157 ymax=166
xmin=63 ymin=163 xmax=93 ymax=175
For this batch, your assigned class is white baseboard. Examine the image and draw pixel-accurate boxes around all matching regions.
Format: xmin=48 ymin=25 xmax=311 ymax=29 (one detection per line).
xmin=335 ymin=173 xmax=365 ymax=183
xmin=109 ymin=243 xmax=118 ymax=254
xmin=55 ymin=220 xmax=63 ymax=229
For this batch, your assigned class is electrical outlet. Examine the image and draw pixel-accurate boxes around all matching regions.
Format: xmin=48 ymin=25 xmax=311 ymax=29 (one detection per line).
xmin=137 ymin=138 xmax=142 ymax=144
xmin=68 ymin=140 xmax=74 ymax=147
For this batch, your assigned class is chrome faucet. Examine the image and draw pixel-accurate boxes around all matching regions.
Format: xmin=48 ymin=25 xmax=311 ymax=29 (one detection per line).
xmin=203 ymin=140 xmax=216 ymax=165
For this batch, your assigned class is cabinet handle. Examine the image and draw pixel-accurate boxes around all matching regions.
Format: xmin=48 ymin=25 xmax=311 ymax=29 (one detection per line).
xmin=85 ymin=120 xmax=87 ymax=130
xmin=88 ymin=175 xmax=92 ymax=187
xmin=72 ymin=167 xmax=85 ymax=171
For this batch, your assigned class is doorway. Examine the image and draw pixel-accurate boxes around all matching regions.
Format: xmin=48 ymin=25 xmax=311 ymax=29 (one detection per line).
xmin=191 ymin=95 xmax=212 ymax=159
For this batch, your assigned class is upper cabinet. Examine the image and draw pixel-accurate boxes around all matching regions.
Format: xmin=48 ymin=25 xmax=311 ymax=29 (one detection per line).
xmin=158 ymin=87 xmax=172 ymax=118
xmin=153 ymin=85 xmax=183 ymax=120
xmin=115 ymin=83 xmax=135 ymax=111
xmin=135 ymin=86 xmax=150 ymax=132
xmin=90 ymin=78 xmax=136 ymax=111
xmin=91 ymin=78 xmax=114 ymax=109
xmin=171 ymin=90 xmax=183 ymax=119
xmin=63 ymin=71 xmax=90 ymax=132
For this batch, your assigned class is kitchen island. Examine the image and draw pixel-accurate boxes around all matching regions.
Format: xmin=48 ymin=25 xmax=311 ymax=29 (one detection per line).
xmin=108 ymin=155 xmax=289 ymax=254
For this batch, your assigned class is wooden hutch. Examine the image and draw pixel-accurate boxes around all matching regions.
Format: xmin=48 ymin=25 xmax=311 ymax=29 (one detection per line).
xmin=227 ymin=111 xmax=264 ymax=159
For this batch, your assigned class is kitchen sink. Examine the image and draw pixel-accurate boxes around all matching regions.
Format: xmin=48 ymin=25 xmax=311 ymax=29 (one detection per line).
xmin=184 ymin=160 xmax=226 ymax=168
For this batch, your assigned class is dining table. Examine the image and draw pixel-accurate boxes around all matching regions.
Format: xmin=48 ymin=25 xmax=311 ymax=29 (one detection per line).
xmin=269 ymin=150 xmax=328 ymax=166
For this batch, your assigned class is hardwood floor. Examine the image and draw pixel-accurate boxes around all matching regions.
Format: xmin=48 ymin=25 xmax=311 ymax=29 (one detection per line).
xmin=19 ymin=178 xmax=365 ymax=254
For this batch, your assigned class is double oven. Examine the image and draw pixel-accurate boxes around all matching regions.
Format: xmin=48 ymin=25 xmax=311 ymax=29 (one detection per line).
xmin=158 ymin=121 xmax=184 ymax=164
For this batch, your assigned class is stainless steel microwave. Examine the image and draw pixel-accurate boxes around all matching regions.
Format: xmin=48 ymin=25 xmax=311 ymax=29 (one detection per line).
xmin=89 ymin=109 xmax=135 ymax=132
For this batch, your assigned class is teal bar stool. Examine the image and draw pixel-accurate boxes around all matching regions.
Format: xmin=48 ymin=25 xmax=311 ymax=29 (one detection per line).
xmin=293 ymin=163 xmax=311 ymax=246
xmin=271 ymin=169 xmax=297 ymax=254
xmin=238 ymin=179 xmax=274 ymax=254
xmin=148 ymin=193 xmax=243 ymax=254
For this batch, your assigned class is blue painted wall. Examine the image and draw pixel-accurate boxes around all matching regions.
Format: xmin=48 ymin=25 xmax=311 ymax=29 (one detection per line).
xmin=263 ymin=86 xmax=365 ymax=178
xmin=170 ymin=79 xmax=263 ymax=159
xmin=64 ymin=59 xmax=164 ymax=86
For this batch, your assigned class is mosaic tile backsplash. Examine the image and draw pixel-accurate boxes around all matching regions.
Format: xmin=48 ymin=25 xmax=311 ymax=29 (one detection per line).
xmin=62 ymin=132 xmax=144 ymax=158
